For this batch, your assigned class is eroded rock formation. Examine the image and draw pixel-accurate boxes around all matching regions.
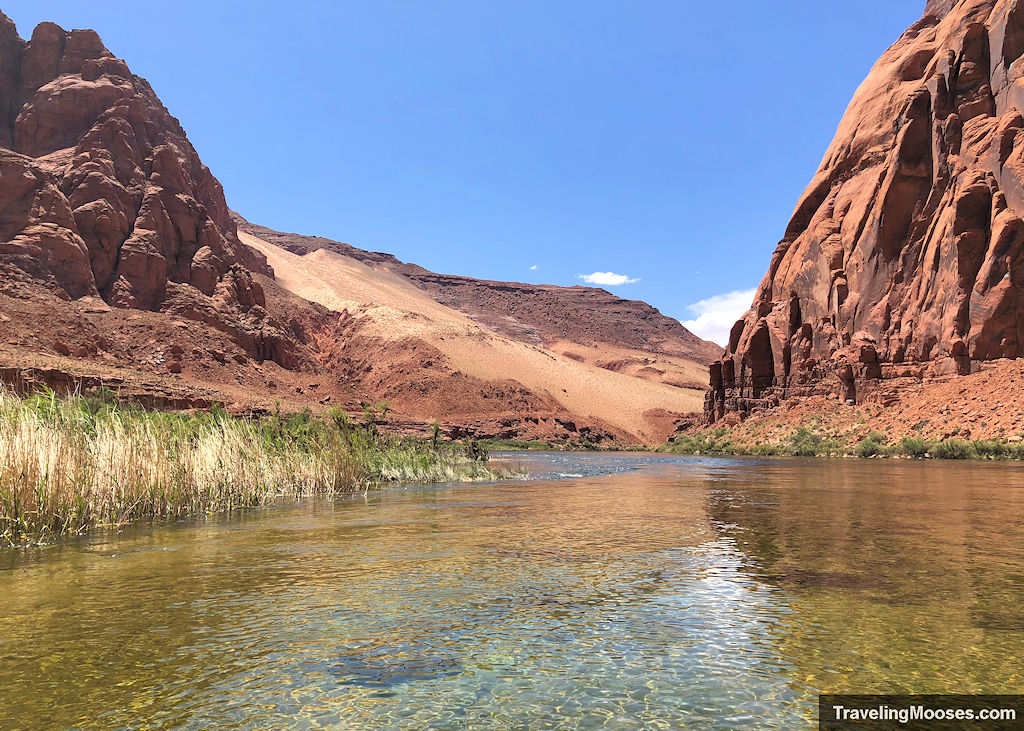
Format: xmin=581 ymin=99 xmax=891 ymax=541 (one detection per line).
xmin=0 ymin=13 xmax=291 ymax=364
xmin=708 ymin=0 xmax=1024 ymax=422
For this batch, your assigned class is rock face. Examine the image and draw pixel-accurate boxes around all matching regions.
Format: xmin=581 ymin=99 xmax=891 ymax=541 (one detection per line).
xmin=0 ymin=13 xmax=285 ymax=363
xmin=708 ymin=0 xmax=1024 ymax=421
xmin=401 ymin=274 xmax=722 ymax=364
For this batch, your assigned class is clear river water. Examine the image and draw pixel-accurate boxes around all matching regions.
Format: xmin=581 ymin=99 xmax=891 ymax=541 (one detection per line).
xmin=1 ymin=452 xmax=1023 ymax=729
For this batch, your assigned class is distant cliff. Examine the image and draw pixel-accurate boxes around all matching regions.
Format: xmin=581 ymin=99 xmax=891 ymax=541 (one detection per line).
xmin=0 ymin=10 xmax=717 ymax=445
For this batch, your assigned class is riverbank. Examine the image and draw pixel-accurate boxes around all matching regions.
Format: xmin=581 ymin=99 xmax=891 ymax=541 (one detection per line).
xmin=684 ymin=359 xmax=1024 ymax=460
xmin=667 ymin=424 xmax=1024 ymax=460
xmin=487 ymin=428 xmax=1024 ymax=461
xmin=0 ymin=389 xmax=515 ymax=546
xmin=479 ymin=438 xmax=629 ymax=452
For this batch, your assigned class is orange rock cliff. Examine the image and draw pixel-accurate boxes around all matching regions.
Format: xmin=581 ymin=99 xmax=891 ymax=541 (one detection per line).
xmin=708 ymin=0 xmax=1024 ymax=423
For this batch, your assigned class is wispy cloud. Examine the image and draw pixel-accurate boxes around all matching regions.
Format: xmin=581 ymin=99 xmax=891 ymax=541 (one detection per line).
xmin=578 ymin=271 xmax=640 ymax=286
xmin=681 ymin=288 xmax=756 ymax=346
xmin=529 ymin=264 xmax=538 ymax=271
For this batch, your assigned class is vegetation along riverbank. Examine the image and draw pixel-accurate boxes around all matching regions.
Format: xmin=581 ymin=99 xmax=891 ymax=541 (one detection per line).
xmin=0 ymin=389 xmax=515 ymax=546
xmin=666 ymin=425 xmax=1024 ymax=460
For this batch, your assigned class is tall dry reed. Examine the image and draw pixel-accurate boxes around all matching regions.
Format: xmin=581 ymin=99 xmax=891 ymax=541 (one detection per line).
xmin=0 ymin=389 xmax=511 ymax=545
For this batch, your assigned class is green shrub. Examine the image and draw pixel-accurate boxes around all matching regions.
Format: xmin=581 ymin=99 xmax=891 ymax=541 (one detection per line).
xmin=972 ymin=440 xmax=1007 ymax=459
xmin=787 ymin=426 xmax=828 ymax=457
xmin=930 ymin=439 xmax=976 ymax=460
xmin=856 ymin=437 xmax=883 ymax=457
xmin=464 ymin=439 xmax=489 ymax=461
xmin=666 ymin=430 xmax=734 ymax=455
xmin=899 ymin=436 xmax=928 ymax=458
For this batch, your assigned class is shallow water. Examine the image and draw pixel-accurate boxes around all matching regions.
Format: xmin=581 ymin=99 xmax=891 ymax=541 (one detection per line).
xmin=1 ymin=453 xmax=1024 ymax=728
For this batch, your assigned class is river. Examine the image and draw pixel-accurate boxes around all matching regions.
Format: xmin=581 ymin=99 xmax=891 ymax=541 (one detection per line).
xmin=1 ymin=452 xmax=1023 ymax=728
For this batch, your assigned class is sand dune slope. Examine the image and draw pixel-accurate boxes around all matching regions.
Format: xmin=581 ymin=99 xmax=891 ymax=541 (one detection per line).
xmin=241 ymin=230 xmax=703 ymax=442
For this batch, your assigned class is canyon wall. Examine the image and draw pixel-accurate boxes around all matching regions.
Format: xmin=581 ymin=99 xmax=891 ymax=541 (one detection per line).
xmin=709 ymin=0 xmax=1024 ymax=421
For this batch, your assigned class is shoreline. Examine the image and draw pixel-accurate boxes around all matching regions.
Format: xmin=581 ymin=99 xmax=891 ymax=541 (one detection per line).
xmin=487 ymin=435 xmax=1024 ymax=462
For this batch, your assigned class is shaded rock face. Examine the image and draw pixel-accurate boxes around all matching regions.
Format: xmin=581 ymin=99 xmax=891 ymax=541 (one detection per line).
xmin=708 ymin=0 xmax=1024 ymax=421
xmin=0 ymin=14 xmax=284 ymax=362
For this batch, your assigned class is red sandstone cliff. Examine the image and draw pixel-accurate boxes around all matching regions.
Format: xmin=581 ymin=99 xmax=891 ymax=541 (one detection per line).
xmin=0 ymin=12 xmax=297 ymax=366
xmin=708 ymin=0 xmax=1024 ymax=421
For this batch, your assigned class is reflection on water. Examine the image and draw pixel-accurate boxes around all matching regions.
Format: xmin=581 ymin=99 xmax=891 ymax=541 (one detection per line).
xmin=705 ymin=459 xmax=1024 ymax=697
xmin=0 ymin=453 xmax=1023 ymax=728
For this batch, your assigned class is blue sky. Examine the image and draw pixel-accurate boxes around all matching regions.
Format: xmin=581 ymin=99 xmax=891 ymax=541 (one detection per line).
xmin=4 ymin=1 xmax=922 ymax=344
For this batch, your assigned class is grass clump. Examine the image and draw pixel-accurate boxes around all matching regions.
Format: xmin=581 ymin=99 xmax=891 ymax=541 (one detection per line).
xmin=0 ymin=389 xmax=516 ymax=546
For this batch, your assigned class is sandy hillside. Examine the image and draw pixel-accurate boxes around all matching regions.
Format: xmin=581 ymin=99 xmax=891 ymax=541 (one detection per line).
xmin=241 ymin=230 xmax=704 ymax=441
xmin=546 ymin=339 xmax=709 ymax=391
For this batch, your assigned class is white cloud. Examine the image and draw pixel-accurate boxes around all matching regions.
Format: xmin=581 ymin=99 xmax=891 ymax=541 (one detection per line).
xmin=530 ymin=264 xmax=538 ymax=271
xmin=578 ymin=271 xmax=640 ymax=286
xmin=680 ymin=288 xmax=756 ymax=347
